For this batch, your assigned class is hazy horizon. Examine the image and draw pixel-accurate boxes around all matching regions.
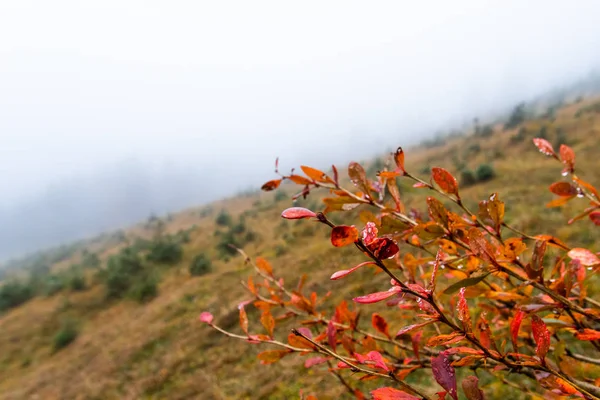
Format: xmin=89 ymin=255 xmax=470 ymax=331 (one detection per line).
xmin=2 ymin=1 xmax=600 ymax=260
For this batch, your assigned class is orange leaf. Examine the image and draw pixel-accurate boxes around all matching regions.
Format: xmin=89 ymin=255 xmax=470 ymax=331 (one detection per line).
xmin=247 ymin=276 xmax=257 ymax=295
xmin=387 ymin=177 xmax=403 ymax=212
xmin=378 ymin=171 xmax=401 ymax=179
xmin=257 ymin=350 xmax=290 ymax=364
xmin=427 ymin=332 xmax=464 ymax=347
xmin=546 ymin=195 xmax=575 ymax=208
xmin=255 ymin=257 xmax=273 ymax=276
xmin=574 ymin=328 xmax=600 ymax=341
xmin=533 ymin=137 xmax=555 ymax=157
xmin=467 ymin=227 xmax=495 ymax=262
xmin=288 ymin=174 xmax=313 ymax=185
xmin=261 ymin=179 xmax=282 ymax=191
xmin=372 ymin=313 xmax=390 ymax=338
xmin=331 ymin=225 xmax=359 ymax=247
xmin=461 ymin=376 xmax=484 ymax=400
xmin=260 ymin=310 xmax=275 ymax=337
xmin=239 ymin=306 xmax=249 ymax=335
xmin=480 ymin=193 xmax=504 ymax=230
xmin=427 ymin=197 xmax=449 ymax=227
xmin=431 ymin=167 xmax=459 ymax=196
xmin=301 ymin=165 xmax=331 ymax=183
xmin=371 ymin=387 xmax=419 ymax=400
xmin=394 ymin=147 xmax=406 ymax=174
xmin=573 ymin=176 xmax=600 ymax=200
xmin=457 ymin=288 xmax=472 ymax=333
xmin=288 ymin=333 xmax=314 ymax=350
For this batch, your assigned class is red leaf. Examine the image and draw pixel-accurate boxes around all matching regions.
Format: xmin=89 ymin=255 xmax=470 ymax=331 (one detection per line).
xmin=412 ymin=330 xmax=422 ymax=361
xmin=432 ymin=167 xmax=459 ymax=196
xmin=568 ymin=248 xmax=600 ymax=266
xmin=431 ymin=351 xmax=458 ymax=400
xmin=371 ymin=387 xmax=419 ymax=400
xmin=362 ymin=221 xmax=378 ymax=245
xmin=531 ymin=315 xmax=551 ymax=362
xmin=575 ymin=329 xmax=600 ymax=341
xmin=549 ymin=182 xmax=577 ymax=197
xmin=239 ymin=305 xmax=249 ymax=335
xmin=372 ymin=313 xmax=390 ymax=338
xmin=559 ymin=144 xmax=575 ymax=174
xmin=394 ymin=147 xmax=406 ymax=174
xmin=429 ymin=248 xmax=443 ymax=293
xmin=395 ymin=321 xmax=434 ymax=338
xmin=461 ymin=376 xmax=485 ymax=400
xmin=304 ymin=357 xmax=330 ymax=368
xmin=330 ymin=261 xmax=376 ymax=280
xmin=331 ymin=225 xmax=359 ymax=247
xmin=327 ymin=320 xmax=337 ymax=351
xmin=199 ymin=312 xmax=213 ymax=324
xmin=281 ymin=207 xmax=317 ymax=220
xmin=457 ymin=288 xmax=472 ymax=333
xmin=353 ymin=287 xmax=401 ymax=304
xmin=332 ymin=164 xmax=339 ymax=186
xmin=510 ymin=310 xmax=525 ymax=351
xmin=261 ymin=179 xmax=282 ymax=191
xmin=533 ymin=137 xmax=556 ymax=157
xmin=367 ymin=237 xmax=400 ymax=259
xmin=477 ymin=313 xmax=492 ymax=349
xmin=366 ymin=350 xmax=389 ymax=371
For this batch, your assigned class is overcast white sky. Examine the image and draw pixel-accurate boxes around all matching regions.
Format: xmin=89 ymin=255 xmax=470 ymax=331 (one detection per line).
xmin=1 ymin=0 xmax=600 ymax=210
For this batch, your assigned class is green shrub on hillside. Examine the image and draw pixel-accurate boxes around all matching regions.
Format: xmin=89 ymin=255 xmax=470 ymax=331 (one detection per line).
xmin=53 ymin=320 xmax=78 ymax=351
xmin=146 ymin=240 xmax=183 ymax=265
xmin=102 ymin=248 xmax=145 ymax=299
xmin=189 ymin=254 xmax=212 ymax=276
xmin=44 ymin=275 xmax=65 ymax=296
xmin=215 ymin=210 xmax=232 ymax=226
xmin=68 ymin=273 xmax=86 ymax=292
xmin=460 ymin=169 xmax=477 ymax=186
xmin=0 ymin=281 xmax=34 ymax=312
xmin=128 ymin=275 xmax=158 ymax=303
xmin=475 ymin=163 xmax=496 ymax=182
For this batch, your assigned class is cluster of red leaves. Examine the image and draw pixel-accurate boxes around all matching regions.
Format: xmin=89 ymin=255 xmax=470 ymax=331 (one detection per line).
xmin=200 ymin=140 xmax=600 ymax=400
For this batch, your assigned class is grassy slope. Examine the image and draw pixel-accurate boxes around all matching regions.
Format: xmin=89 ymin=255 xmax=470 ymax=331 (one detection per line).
xmin=0 ymin=99 xmax=599 ymax=399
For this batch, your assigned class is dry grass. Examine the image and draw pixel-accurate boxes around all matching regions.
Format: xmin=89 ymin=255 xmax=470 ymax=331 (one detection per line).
xmin=1 ymin=98 xmax=599 ymax=399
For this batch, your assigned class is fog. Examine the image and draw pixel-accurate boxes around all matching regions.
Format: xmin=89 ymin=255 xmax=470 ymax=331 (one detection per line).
xmin=1 ymin=1 xmax=600 ymax=260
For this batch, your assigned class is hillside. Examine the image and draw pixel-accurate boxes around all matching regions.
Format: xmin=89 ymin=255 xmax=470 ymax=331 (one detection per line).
xmin=1 ymin=97 xmax=600 ymax=399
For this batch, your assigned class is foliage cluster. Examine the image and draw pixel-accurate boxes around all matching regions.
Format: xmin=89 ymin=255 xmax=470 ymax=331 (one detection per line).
xmin=202 ymin=140 xmax=600 ymax=400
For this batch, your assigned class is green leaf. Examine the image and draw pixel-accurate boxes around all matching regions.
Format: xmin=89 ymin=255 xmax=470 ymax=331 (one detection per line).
xmin=443 ymin=272 xmax=490 ymax=295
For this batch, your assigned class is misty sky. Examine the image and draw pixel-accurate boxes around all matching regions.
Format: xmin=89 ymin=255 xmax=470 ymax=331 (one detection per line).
xmin=1 ymin=1 xmax=600 ymax=259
